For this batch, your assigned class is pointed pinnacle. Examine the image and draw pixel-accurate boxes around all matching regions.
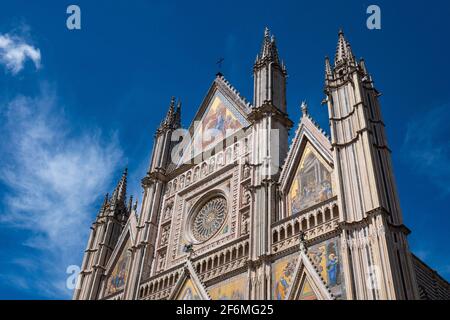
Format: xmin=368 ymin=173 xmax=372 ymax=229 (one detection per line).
xmin=359 ymin=58 xmax=368 ymax=75
xmin=159 ymin=96 xmax=178 ymax=131
xmin=325 ymin=56 xmax=332 ymax=76
xmin=111 ymin=168 xmax=127 ymax=204
xmin=97 ymin=193 xmax=109 ymax=216
xmin=334 ymin=28 xmax=354 ymax=66
xmin=128 ymin=195 xmax=133 ymax=212
xmin=257 ymin=27 xmax=280 ymax=64
xmin=103 ymin=193 xmax=109 ymax=206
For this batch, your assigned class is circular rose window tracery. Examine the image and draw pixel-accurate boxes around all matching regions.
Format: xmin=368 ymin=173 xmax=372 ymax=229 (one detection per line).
xmin=191 ymin=197 xmax=227 ymax=242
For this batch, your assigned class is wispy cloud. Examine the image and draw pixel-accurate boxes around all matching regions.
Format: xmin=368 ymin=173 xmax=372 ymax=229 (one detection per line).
xmin=402 ymin=105 xmax=450 ymax=194
xmin=0 ymin=33 xmax=41 ymax=74
xmin=0 ymin=84 xmax=123 ymax=298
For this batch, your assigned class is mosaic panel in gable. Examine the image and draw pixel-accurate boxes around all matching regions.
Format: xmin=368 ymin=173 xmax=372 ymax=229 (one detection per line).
xmin=272 ymin=253 xmax=299 ymax=300
xmin=105 ymin=238 xmax=131 ymax=296
xmin=307 ymin=237 xmax=346 ymax=299
xmin=182 ymin=91 xmax=249 ymax=162
xmin=288 ymin=143 xmax=333 ymax=215
xmin=175 ymin=278 xmax=201 ymax=300
xmin=208 ymin=273 xmax=248 ymax=300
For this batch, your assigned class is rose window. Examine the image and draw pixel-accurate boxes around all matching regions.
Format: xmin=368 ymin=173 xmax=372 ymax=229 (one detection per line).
xmin=191 ymin=197 xmax=227 ymax=242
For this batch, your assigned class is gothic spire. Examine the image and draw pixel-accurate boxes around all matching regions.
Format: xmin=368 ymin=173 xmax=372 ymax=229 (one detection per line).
xmin=255 ymin=27 xmax=281 ymax=66
xmin=110 ymin=167 xmax=127 ymax=205
xmin=159 ymin=97 xmax=176 ymax=130
xmin=96 ymin=193 xmax=109 ymax=218
xmin=127 ymin=195 xmax=133 ymax=213
xmin=334 ymin=29 xmax=355 ymax=66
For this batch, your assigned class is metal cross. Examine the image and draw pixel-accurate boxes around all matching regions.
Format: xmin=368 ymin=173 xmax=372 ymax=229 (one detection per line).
xmin=216 ymin=57 xmax=225 ymax=70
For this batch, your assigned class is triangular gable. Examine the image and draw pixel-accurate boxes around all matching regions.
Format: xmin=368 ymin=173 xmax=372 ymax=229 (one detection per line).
xmin=102 ymin=214 xmax=138 ymax=296
xmin=178 ymin=75 xmax=251 ymax=164
xmin=169 ymin=260 xmax=210 ymax=300
xmin=105 ymin=213 xmax=138 ymax=273
xmin=286 ymin=142 xmax=333 ymax=215
xmin=104 ymin=237 xmax=132 ymax=296
xmin=280 ymin=114 xmax=332 ymax=188
xmin=279 ymin=115 xmax=333 ymax=214
xmin=285 ymin=249 xmax=334 ymax=300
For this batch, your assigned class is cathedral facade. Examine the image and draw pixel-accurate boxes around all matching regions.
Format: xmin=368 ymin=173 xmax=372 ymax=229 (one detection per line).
xmin=73 ymin=29 xmax=449 ymax=300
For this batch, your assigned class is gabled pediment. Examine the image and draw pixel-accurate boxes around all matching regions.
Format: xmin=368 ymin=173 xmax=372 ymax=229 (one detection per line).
xmin=105 ymin=213 xmax=138 ymax=272
xmin=178 ymin=74 xmax=251 ymax=165
xmin=285 ymin=248 xmax=334 ymax=300
xmin=279 ymin=114 xmax=334 ymax=215
xmin=169 ymin=260 xmax=210 ymax=300
xmin=102 ymin=214 xmax=138 ymax=297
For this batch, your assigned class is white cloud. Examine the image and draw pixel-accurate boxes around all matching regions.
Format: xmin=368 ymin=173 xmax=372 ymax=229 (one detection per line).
xmin=0 ymin=85 xmax=123 ymax=298
xmin=0 ymin=33 xmax=41 ymax=74
xmin=403 ymin=105 xmax=450 ymax=194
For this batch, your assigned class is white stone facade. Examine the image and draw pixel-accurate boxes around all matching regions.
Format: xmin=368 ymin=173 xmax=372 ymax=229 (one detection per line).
xmin=73 ymin=28 xmax=449 ymax=300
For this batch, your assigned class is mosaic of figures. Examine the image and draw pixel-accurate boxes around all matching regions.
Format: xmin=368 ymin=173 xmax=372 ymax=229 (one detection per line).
xmin=307 ymin=237 xmax=345 ymax=299
xmin=271 ymin=237 xmax=345 ymax=300
xmin=190 ymin=93 xmax=245 ymax=158
xmin=272 ymin=253 xmax=299 ymax=300
xmin=208 ymin=273 xmax=247 ymax=300
xmin=105 ymin=239 xmax=131 ymax=296
xmin=288 ymin=144 xmax=333 ymax=215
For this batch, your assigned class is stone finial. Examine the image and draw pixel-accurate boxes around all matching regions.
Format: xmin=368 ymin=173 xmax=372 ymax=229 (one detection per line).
xmin=301 ymin=101 xmax=308 ymax=116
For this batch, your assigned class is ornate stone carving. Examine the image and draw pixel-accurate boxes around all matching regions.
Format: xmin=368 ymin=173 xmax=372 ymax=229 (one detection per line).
xmin=163 ymin=201 xmax=173 ymax=220
xmin=192 ymin=197 xmax=227 ymax=242
xmin=241 ymin=211 xmax=249 ymax=235
xmin=160 ymin=225 xmax=170 ymax=246
xmin=157 ymin=251 xmax=166 ymax=272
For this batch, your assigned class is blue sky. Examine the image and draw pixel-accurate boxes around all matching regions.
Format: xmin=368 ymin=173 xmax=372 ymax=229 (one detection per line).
xmin=0 ymin=0 xmax=449 ymax=299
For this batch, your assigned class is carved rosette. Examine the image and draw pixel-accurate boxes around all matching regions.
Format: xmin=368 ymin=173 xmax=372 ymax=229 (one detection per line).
xmin=192 ymin=197 xmax=227 ymax=242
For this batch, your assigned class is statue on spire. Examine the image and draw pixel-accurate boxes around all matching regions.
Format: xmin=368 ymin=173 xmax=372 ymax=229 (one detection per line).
xmin=301 ymin=101 xmax=308 ymax=117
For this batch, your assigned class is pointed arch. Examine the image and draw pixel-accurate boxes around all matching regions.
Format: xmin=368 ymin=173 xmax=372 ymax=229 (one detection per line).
xmin=169 ymin=261 xmax=210 ymax=300
xmin=285 ymin=250 xmax=334 ymax=300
